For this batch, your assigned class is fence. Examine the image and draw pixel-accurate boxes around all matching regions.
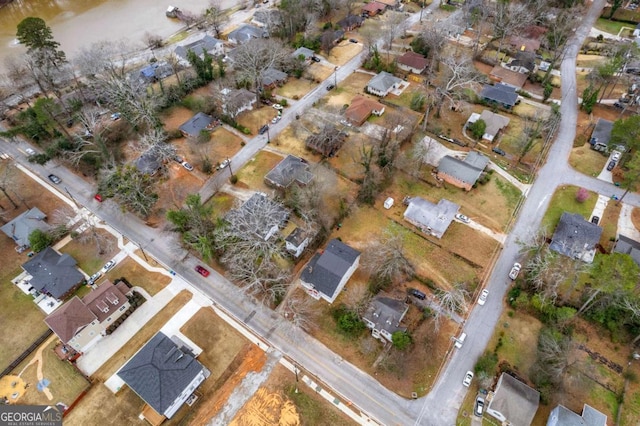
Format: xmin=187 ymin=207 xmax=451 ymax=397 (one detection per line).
xmin=0 ymin=329 xmax=53 ymax=378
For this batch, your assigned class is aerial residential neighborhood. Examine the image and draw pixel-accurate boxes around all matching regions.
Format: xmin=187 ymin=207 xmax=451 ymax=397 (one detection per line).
xmin=1 ymin=0 xmax=640 ymax=425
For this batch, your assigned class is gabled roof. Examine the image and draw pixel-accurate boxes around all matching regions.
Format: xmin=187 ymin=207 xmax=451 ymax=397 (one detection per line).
xmin=262 ymin=67 xmax=287 ymax=86
xmin=285 ymin=227 xmax=309 ymax=247
xmin=510 ymin=51 xmax=536 ymax=72
xmin=179 ymin=112 xmax=214 ymax=137
xmin=292 ymin=47 xmax=315 ymax=60
xmin=363 ymin=296 xmax=408 ymax=336
xmin=490 ymin=66 xmax=528 ymax=89
xmin=252 ymin=9 xmax=283 ymax=28
xmin=362 ymin=1 xmax=386 ymax=13
xmin=345 ymin=95 xmax=385 ymax=126
xmin=264 ymin=155 xmax=313 ymax=188
xmin=337 ymin=14 xmax=364 ymax=29
xmin=467 ymin=110 xmax=510 ymax=141
xmin=438 ymin=151 xmax=489 ymax=186
xmin=117 ymin=332 xmax=208 ymax=418
xmin=22 ymin=247 xmax=84 ymax=299
xmin=82 ymin=280 xmax=130 ymax=322
xmin=480 ymin=83 xmax=518 ymax=107
xmin=367 ymin=71 xmax=402 ymax=93
xmin=550 ymin=212 xmax=602 ymax=263
xmin=135 ymin=151 xmax=161 ymax=175
xmin=613 ymin=234 xmax=640 ymax=266
xmin=228 ymin=25 xmax=268 ymax=44
xmin=397 ymin=51 xmax=428 ymax=72
xmin=174 ymin=35 xmax=223 ymax=60
xmin=403 ymin=197 xmax=459 ymax=238
xmin=488 ymin=373 xmax=540 ymax=426
xmin=548 ymin=404 xmax=607 ymax=426
xmin=591 ymin=118 xmax=613 ymax=147
xmin=300 ymin=239 xmax=360 ymax=299
xmin=225 ymin=193 xmax=289 ymax=240
xmin=509 ymin=35 xmax=541 ymax=53
xmin=44 ymin=296 xmax=96 ymax=343
xmin=1 ymin=207 xmax=51 ymax=248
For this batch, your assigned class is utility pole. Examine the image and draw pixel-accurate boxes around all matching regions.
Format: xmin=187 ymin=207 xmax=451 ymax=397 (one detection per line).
xmin=334 ymin=66 xmax=338 ymax=88
xmin=64 ymin=186 xmax=81 ymax=209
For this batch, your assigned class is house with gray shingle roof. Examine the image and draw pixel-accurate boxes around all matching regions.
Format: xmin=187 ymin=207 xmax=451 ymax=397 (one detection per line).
xmin=550 ymin=212 xmax=603 ymax=264
xmin=117 ymin=332 xmax=210 ymax=419
xmin=403 ymin=197 xmax=459 ymax=239
xmin=547 ymin=404 xmax=607 ymax=426
xmin=264 ymin=155 xmax=313 ymax=189
xmin=22 ymin=247 xmax=84 ymax=300
xmin=174 ymin=35 xmax=224 ymax=62
xmin=437 ymin=151 xmax=489 ymax=191
xmin=613 ymin=234 xmax=640 ymax=266
xmin=251 ymin=9 xmax=283 ymax=31
xmin=261 ymin=67 xmax=288 ymax=88
xmin=366 ymin=71 xmax=403 ymax=97
xmin=292 ymin=47 xmax=316 ymax=61
xmin=285 ymin=227 xmax=311 ymax=258
xmin=589 ymin=118 xmax=614 ymax=152
xmin=466 ymin=110 xmax=510 ymax=142
xmin=1 ymin=207 xmax=51 ymax=249
xmin=227 ymin=24 xmax=268 ymax=45
xmin=363 ymin=297 xmax=408 ymax=342
xmin=487 ymin=373 xmax=540 ymax=426
xmin=135 ymin=151 xmax=162 ymax=175
xmin=179 ymin=112 xmax=218 ymax=138
xmin=480 ymin=83 xmax=519 ymax=109
xmin=300 ymin=239 xmax=360 ymax=303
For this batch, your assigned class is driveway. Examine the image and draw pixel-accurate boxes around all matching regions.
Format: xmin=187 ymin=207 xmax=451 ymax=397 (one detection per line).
xmin=618 ymin=203 xmax=640 ymax=241
xmin=590 ymin=194 xmax=609 ymax=223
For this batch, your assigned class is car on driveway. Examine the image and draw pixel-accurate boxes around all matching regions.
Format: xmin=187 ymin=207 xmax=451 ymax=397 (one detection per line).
xmin=25 ymin=148 xmax=36 ymax=156
xmin=607 ymin=160 xmax=616 ymax=171
xmin=110 ymin=112 xmax=121 ymax=121
xmin=477 ymin=289 xmax=489 ymax=306
xmin=349 ymin=38 xmax=358 ymax=43
xmin=195 ymin=265 xmax=210 ymax=277
xmin=474 ymin=396 xmax=485 ymax=416
xmin=591 ymin=216 xmax=600 ymax=225
xmin=409 ymin=288 xmax=426 ymax=300
xmin=181 ymin=161 xmax=194 ymax=171
xmin=611 ymin=151 xmax=621 ymax=161
xmin=271 ymin=116 xmax=281 ymax=124
xmin=455 ymin=213 xmax=470 ymax=223
xmin=509 ymin=262 xmax=522 ymax=280
xmin=102 ymin=260 xmax=116 ymax=273
xmin=492 ymin=147 xmax=506 ymax=156
xmin=47 ymin=174 xmax=61 ymax=184
xmin=272 ymin=103 xmax=283 ymax=110
xmin=259 ymin=124 xmax=269 ymax=135
xmin=463 ymin=371 xmax=474 ymax=387
xmin=88 ymin=271 xmax=102 ymax=285
xmin=311 ymin=56 xmax=321 ymax=62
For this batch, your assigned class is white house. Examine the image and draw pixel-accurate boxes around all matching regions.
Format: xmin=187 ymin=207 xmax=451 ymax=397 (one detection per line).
xmin=366 ymin=71 xmax=403 ymax=97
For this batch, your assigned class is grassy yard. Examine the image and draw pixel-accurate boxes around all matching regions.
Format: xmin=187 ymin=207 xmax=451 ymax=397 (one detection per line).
xmin=569 ymin=143 xmax=607 ymax=177
xmin=275 ymin=77 xmax=318 ymax=99
xmin=205 ymin=191 xmax=236 ymax=220
xmin=91 ymin=290 xmax=192 ymax=382
xmin=593 ymin=18 xmax=628 ymax=35
xmin=104 ymin=257 xmax=171 ymax=296
xmin=238 ymin=104 xmax=281 ymax=136
xmin=58 ymin=230 xmax=119 ymax=276
xmin=235 ymin=150 xmax=284 ymax=192
xmin=599 ymin=201 xmax=622 ymax=251
xmin=541 ymin=186 xmax=598 ymax=231
xmin=65 ymin=385 xmax=146 ymax=426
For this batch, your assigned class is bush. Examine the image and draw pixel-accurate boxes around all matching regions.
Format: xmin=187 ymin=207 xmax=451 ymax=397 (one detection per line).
xmin=468 ymin=119 xmax=486 ymax=140
xmin=28 ymin=229 xmax=53 ymax=252
xmin=391 ymin=331 xmax=412 ymax=350
xmin=575 ymin=187 xmax=590 ymax=203
xmin=475 ymin=351 xmax=498 ymax=375
xmin=229 ymin=174 xmax=238 ymax=184
xmin=332 ymin=305 xmax=365 ymax=337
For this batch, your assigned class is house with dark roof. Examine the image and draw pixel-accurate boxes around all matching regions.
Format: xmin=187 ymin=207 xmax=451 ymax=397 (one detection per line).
xmin=138 ymin=62 xmax=173 ymax=83
xmin=366 ymin=71 xmax=403 ymax=97
xmin=174 ymin=35 xmax=224 ymax=62
xmin=507 ymin=51 xmax=536 ymax=74
xmin=251 ymin=9 xmax=283 ymax=31
xmin=437 ymin=151 xmax=490 ymax=191
xmin=480 ymin=83 xmax=519 ymax=109
xmin=45 ymin=280 xmax=131 ymax=352
xmin=403 ymin=197 xmax=459 ymax=239
xmin=1 ymin=207 xmax=51 ymax=249
xmin=220 ymin=88 xmax=256 ymax=117
xmin=292 ymin=47 xmax=316 ymax=61
xmin=225 ymin=193 xmax=289 ymax=241
xmin=135 ymin=151 xmax=162 ymax=175
xmin=261 ymin=67 xmax=288 ymax=88
xmin=22 ymin=247 xmax=85 ymax=300
xmin=338 ymin=14 xmax=364 ymax=31
xmin=362 ymin=1 xmax=386 ymax=16
xmin=285 ymin=227 xmax=311 ymax=258
xmin=178 ymin=112 xmax=217 ymax=138
xmin=613 ymin=234 xmax=640 ymax=266
xmin=550 ymin=212 xmax=603 ymax=264
xmin=490 ymin=65 xmax=528 ymax=90
xmin=487 ymin=373 xmax=540 ymax=426
xmin=466 ymin=110 xmax=510 ymax=142
xmin=397 ymin=51 xmax=428 ymax=74
xmin=363 ymin=297 xmax=408 ymax=342
xmin=300 ymin=239 xmax=360 ymax=303
xmin=227 ymin=24 xmax=268 ymax=45
xmin=345 ymin=95 xmax=385 ymax=126
xmin=589 ymin=118 xmax=614 ymax=152
xmin=547 ymin=404 xmax=607 ymax=426
xmin=117 ymin=332 xmax=210 ymax=419
xmin=264 ymin=155 xmax=313 ymax=189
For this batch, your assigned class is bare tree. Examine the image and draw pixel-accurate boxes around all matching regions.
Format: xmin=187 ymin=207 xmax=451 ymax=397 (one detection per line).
xmin=0 ymin=163 xmax=20 ymax=209
xmin=540 ymin=9 xmax=579 ymax=85
xmin=202 ymin=0 xmax=229 ymax=38
xmin=491 ymin=0 xmax=532 ymax=61
xmin=362 ymin=231 xmax=415 ymax=285
xmin=134 ymin=129 xmax=176 ymax=163
xmin=381 ymin=12 xmax=407 ymax=62
xmin=282 ymin=295 xmax=316 ymax=332
xmin=143 ymin=32 xmax=163 ymax=49
xmin=433 ymin=55 xmax=484 ymax=116
xmin=305 ymin=125 xmax=347 ymax=157
xmin=435 ymin=282 xmax=469 ymax=316
xmin=359 ymin=20 xmax=382 ymax=53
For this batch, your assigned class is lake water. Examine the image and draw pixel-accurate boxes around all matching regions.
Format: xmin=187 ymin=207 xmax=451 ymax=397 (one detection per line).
xmin=0 ymin=0 xmax=219 ymax=67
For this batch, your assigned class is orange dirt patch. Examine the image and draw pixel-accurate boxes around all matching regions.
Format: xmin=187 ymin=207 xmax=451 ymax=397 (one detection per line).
xmin=229 ymin=387 xmax=300 ymax=426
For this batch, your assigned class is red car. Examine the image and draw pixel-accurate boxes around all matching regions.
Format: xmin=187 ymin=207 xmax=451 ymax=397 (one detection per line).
xmin=195 ymin=265 xmax=210 ymax=277
xmin=94 ymin=194 xmax=103 ymax=202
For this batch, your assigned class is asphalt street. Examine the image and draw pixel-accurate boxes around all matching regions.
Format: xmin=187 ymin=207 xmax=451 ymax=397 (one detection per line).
xmin=1 ymin=0 xmax=637 ymax=424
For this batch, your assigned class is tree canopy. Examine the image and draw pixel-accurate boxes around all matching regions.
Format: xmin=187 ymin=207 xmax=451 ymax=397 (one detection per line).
xmin=610 ymin=115 xmax=640 ymax=152
xmin=16 ymin=17 xmax=66 ymax=67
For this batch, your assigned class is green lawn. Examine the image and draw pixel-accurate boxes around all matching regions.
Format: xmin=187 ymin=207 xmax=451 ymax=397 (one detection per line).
xmin=58 ymin=230 xmax=119 ymax=275
xmin=541 ymin=186 xmax=598 ymax=231
xmin=594 ymin=18 xmax=629 ymax=35
xmin=569 ymin=144 xmax=607 ymax=177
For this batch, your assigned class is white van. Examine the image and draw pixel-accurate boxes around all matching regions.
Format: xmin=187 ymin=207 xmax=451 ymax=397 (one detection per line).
xmin=454 ymin=332 xmax=467 ymax=349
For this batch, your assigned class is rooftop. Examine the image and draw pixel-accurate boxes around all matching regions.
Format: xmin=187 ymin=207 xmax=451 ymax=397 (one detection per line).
xmin=264 ymin=155 xmax=313 ymax=188
xmin=22 ymin=247 xmax=84 ymax=300
xmin=300 ymin=239 xmax=360 ymax=300
xmin=1 ymin=207 xmax=51 ymax=248
xmin=550 ymin=212 xmax=603 ymax=263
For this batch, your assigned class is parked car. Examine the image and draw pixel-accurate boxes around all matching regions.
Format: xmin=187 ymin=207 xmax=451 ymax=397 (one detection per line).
xmin=102 ymin=260 xmax=116 ymax=273
xmin=47 ymin=174 xmax=61 ymax=184
xmin=463 ymin=371 xmax=474 ymax=387
xmin=326 ymin=84 xmax=335 ymax=91
xmin=94 ymin=194 xmax=103 ymax=202
xmin=262 ymin=98 xmax=272 ymax=106
xmin=217 ymin=159 xmax=231 ymax=170
xmin=195 ymin=265 xmax=210 ymax=277
xmin=492 ymin=147 xmax=506 ymax=156
xmin=349 ymin=38 xmax=358 ymax=43
xmin=477 ymin=289 xmax=489 ymax=306
xmin=611 ymin=151 xmax=621 ymax=161
xmin=311 ymin=56 xmax=321 ymax=62
xmin=25 ymin=147 xmax=36 ymax=156
xmin=591 ymin=216 xmax=600 ymax=225
xmin=454 ymin=332 xmax=467 ymax=349
xmin=110 ymin=112 xmax=121 ymax=121
xmin=272 ymin=103 xmax=283 ymax=110
xmin=181 ymin=161 xmax=194 ymax=171
xmin=259 ymin=124 xmax=269 ymax=135
xmin=271 ymin=116 xmax=281 ymax=124
xmin=509 ymin=262 xmax=522 ymax=280
xmin=88 ymin=271 xmax=102 ymax=285
xmin=455 ymin=213 xmax=470 ymax=223
xmin=173 ymin=155 xmax=183 ymax=163
xmin=614 ymin=101 xmax=623 ymax=109
xmin=409 ymin=288 xmax=426 ymax=300
xmin=474 ymin=396 xmax=485 ymax=416
xmin=607 ymin=160 xmax=616 ymax=171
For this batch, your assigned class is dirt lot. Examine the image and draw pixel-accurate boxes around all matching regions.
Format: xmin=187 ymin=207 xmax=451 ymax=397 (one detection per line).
xmin=0 ymin=162 xmax=69 ymax=368
xmin=229 ymin=364 xmax=356 ymax=426
xmin=275 ymin=77 xmax=320 ymax=100
xmin=104 ymin=257 xmax=171 ymax=296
